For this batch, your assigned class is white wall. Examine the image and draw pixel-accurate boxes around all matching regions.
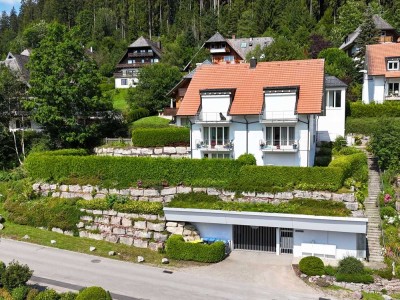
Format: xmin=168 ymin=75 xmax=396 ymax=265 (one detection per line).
xmin=192 ymin=223 xmax=233 ymax=241
xmin=373 ymin=76 xmax=385 ymax=104
xmin=318 ymin=88 xmax=346 ymax=142
xmin=115 ymin=77 xmax=138 ymax=89
xmin=200 ymin=94 xmax=231 ymax=122
xmin=264 ymin=92 xmax=297 ymax=120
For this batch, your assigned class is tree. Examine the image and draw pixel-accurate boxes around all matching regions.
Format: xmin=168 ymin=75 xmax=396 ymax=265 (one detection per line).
xmin=333 ymin=0 xmax=365 ymax=45
xmin=318 ymin=48 xmax=358 ymax=82
xmin=127 ymin=63 xmax=182 ymax=115
xmin=309 ymin=34 xmax=333 ymax=59
xmin=259 ymin=36 xmax=306 ymax=62
xmin=27 ymin=23 xmax=113 ymax=148
xmin=354 ymin=8 xmax=380 ymax=60
xmin=237 ymin=9 xmax=258 ymax=38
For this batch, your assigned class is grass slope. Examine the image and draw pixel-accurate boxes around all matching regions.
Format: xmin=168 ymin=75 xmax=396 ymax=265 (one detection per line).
xmin=132 ymin=116 xmax=170 ymax=129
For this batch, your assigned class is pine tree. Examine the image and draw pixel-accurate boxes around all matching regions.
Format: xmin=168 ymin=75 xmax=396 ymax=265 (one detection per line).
xmin=355 ymin=7 xmax=380 ymax=60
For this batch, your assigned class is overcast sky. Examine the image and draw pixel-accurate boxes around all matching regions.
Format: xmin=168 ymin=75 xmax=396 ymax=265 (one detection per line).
xmin=0 ymin=0 xmax=21 ymax=14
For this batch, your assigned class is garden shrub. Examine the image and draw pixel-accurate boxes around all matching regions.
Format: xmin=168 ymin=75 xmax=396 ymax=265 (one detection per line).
xmin=113 ymin=201 xmax=164 ymax=215
xmin=1 ymin=260 xmax=33 ymax=291
xmin=132 ymin=127 xmax=190 ymax=147
xmin=77 ymin=199 xmax=109 ymax=211
xmin=0 ymin=260 xmax=5 ymax=281
xmin=332 ymin=136 xmax=347 ymax=152
xmin=236 ymin=154 xmax=256 ymax=165
xmin=34 ymin=289 xmax=60 ymax=300
xmin=337 ymin=256 xmax=365 ymax=275
xmin=298 ymin=256 xmax=324 ymax=276
xmin=349 ymin=102 xmax=400 ymax=118
xmin=11 ymin=286 xmax=29 ymax=300
xmin=26 ymin=289 xmax=39 ymax=300
xmin=329 ymin=153 xmax=368 ymax=183
xmin=345 ymin=117 xmax=379 ymax=135
xmin=37 ymin=149 xmax=88 ymax=156
xmin=314 ymin=156 xmax=331 ymax=167
xmin=324 ymin=265 xmax=337 ymax=276
xmin=166 ymin=235 xmax=225 ymax=263
xmin=59 ymin=292 xmax=77 ymax=300
xmin=76 ymin=287 xmax=112 ymax=300
xmin=127 ymin=108 xmax=150 ymax=123
xmin=0 ymin=288 xmax=13 ymax=300
xmin=374 ymin=268 xmax=393 ymax=280
xmin=131 ymin=116 xmax=170 ymax=129
xmin=335 ymin=273 xmax=374 ymax=284
xmin=380 ymin=206 xmax=397 ymax=219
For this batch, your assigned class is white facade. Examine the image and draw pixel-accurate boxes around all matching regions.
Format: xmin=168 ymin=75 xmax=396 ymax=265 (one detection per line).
xmin=115 ymin=77 xmax=138 ymax=89
xmin=317 ymin=88 xmax=347 ymax=141
xmin=362 ymin=74 xmax=387 ymax=104
xmin=9 ymin=118 xmax=42 ymax=132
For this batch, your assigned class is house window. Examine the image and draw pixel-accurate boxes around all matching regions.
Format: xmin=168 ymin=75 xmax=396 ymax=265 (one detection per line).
xmin=387 ymin=60 xmax=399 ymax=70
xmin=224 ymin=56 xmax=234 ymax=62
xmin=326 ymin=90 xmax=342 ymax=108
xmin=203 ymin=126 xmax=230 ymax=147
xmin=265 ymin=126 xmax=295 ymax=146
xmin=203 ymin=153 xmax=230 ymax=159
xmin=128 ymin=60 xmax=133 ymax=64
xmin=240 ymin=42 xmax=247 ymax=48
xmin=388 ymin=82 xmax=400 ymax=96
xmin=121 ymin=79 xmax=128 ymax=86
xmin=154 ymin=58 xmax=159 ymax=63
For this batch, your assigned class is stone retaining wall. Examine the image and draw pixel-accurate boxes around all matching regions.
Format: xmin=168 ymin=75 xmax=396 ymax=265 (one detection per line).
xmin=33 ymin=183 xmax=361 ymax=214
xmin=94 ymin=146 xmax=190 ymax=158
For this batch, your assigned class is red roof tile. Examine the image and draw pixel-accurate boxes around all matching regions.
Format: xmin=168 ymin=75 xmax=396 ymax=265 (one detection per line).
xmin=367 ymin=43 xmax=400 ymax=78
xmin=177 ymin=59 xmax=325 ymax=116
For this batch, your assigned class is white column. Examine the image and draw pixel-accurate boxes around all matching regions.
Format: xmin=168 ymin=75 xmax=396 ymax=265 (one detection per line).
xmin=276 ymin=228 xmax=280 ymax=255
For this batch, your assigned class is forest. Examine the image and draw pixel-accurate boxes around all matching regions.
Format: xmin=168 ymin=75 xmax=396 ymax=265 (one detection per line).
xmin=1 ymin=0 xmax=400 ymax=73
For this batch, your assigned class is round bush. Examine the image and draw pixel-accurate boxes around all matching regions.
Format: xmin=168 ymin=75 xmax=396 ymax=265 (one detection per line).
xmin=0 ymin=260 xmax=6 ymax=279
xmin=237 ymin=154 xmax=256 ymax=165
xmin=34 ymin=289 xmax=60 ymax=300
xmin=76 ymin=287 xmax=111 ymax=300
xmin=11 ymin=286 xmax=29 ymax=300
xmin=59 ymin=292 xmax=77 ymax=300
xmin=1 ymin=260 xmax=33 ymax=290
xmin=26 ymin=289 xmax=39 ymax=300
xmin=299 ymin=256 xmax=324 ymax=276
xmin=337 ymin=256 xmax=364 ymax=275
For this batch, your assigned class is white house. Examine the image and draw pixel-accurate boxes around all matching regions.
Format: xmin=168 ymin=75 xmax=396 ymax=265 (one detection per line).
xmin=176 ymin=59 xmax=346 ymax=166
xmin=362 ymin=43 xmax=400 ymax=104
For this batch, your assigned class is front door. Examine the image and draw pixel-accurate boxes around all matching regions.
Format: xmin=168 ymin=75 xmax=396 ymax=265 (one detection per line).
xmin=280 ymin=228 xmax=294 ymax=254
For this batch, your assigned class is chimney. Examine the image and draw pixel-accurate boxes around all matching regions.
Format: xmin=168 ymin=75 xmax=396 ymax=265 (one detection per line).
xmin=250 ymin=57 xmax=257 ymax=69
xmin=232 ymin=34 xmax=236 ymax=39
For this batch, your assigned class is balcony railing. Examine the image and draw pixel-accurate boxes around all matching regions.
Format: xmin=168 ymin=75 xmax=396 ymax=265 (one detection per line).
xmin=380 ymin=36 xmax=393 ymax=43
xmin=259 ymin=111 xmax=298 ymax=123
xmin=259 ymin=139 xmax=299 ymax=152
xmin=195 ymin=112 xmax=232 ymax=123
xmin=386 ymin=93 xmax=400 ymax=100
xmin=116 ymin=62 xmax=151 ymax=68
xmin=162 ymin=107 xmax=178 ymax=116
xmin=195 ymin=139 xmax=234 ymax=151
xmin=210 ymin=47 xmax=230 ymax=53
xmin=113 ymin=72 xmax=137 ymax=78
xmin=128 ymin=51 xmax=153 ymax=58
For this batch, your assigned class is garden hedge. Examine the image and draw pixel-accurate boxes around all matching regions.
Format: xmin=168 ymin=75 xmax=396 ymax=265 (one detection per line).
xmin=299 ymin=256 xmax=324 ymax=276
xmin=328 ymin=153 xmax=367 ymax=183
xmin=345 ymin=117 xmax=380 ymax=135
xmin=335 ymin=273 xmax=374 ymax=284
xmin=132 ymin=127 xmax=190 ymax=147
xmin=349 ymin=102 xmax=400 ymax=118
xmin=166 ymin=235 xmax=225 ymax=263
xmin=76 ymin=287 xmax=111 ymax=300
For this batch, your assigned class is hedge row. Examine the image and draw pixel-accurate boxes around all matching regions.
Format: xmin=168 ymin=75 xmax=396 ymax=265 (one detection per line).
xmin=328 ymin=153 xmax=368 ymax=183
xmin=345 ymin=117 xmax=379 ymax=135
xmin=132 ymin=127 xmax=190 ymax=147
xmin=37 ymin=149 xmax=88 ymax=156
xmin=349 ymin=102 xmax=400 ymax=118
xmin=335 ymin=273 xmax=374 ymax=284
xmin=165 ymin=235 xmax=226 ymax=263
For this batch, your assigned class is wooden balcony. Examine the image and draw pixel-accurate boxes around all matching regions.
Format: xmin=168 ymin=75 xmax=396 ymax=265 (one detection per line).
xmin=128 ymin=52 xmax=153 ymax=58
xmin=380 ymin=36 xmax=393 ymax=43
xmin=162 ymin=107 xmax=178 ymax=116
xmin=116 ymin=62 xmax=151 ymax=68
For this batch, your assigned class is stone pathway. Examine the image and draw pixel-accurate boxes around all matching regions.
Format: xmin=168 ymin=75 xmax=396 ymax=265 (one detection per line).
xmin=365 ymin=154 xmax=384 ymax=262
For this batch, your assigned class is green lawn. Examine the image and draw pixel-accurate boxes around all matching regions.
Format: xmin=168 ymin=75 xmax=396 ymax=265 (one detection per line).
xmin=105 ymin=89 xmax=129 ymax=112
xmin=361 ymin=292 xmax=384 ymax=300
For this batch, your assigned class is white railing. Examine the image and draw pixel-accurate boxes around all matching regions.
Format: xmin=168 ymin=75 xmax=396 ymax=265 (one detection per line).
xmin=259 ymin=139 xmax=299 ymax=152
xmin=196 ymin=112 xmax=232 ymax=123
xmin=210 ymin=48 xmax=228 ymax=53
xmin=195 ymin=139 xmax=234 ymax=151
xmin=259 ymin=111 xmax=298 ymax=123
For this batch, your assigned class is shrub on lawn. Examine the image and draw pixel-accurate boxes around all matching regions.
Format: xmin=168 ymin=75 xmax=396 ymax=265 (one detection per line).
xmin=132 ymin=127 xmax=190 ymax=147
xmin=324 ymin=265 xmax=337 ymax=276
xmin=335 ymin=273 xmax=374 ymax=284
xmin=236 ymin=154 xmax=256 ymax=165
xmin=76 ymin=287 xmax=112 ymax=300
xmin=337 ymin=257 xmax=365 ymax=275
xmin=34 ymin=289 xmax=60 ymax=300
xmin=127 ymin=108 xmax=150 ymax=123
xmin=1 ymin=261 xmax=33 ymax=291
xmin=59 ymin=292 xmax=78 ymax=300
xmin=131 ymin=116 xmax=170 ymax=129
xmin=299 ymin=256 xmax=325 ymax=276
xmin=166 ymin=235 xmax=226 ymax=263
xmin=11 ymin=286 xmax=29 ymax=300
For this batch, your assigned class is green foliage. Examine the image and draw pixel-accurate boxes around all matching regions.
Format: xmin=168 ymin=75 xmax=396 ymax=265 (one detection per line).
xmin=349 ymin=102 xmax=400 ymax=118
xmin=258 ymin=36 xmax=306 ymax=62
xmin=59 ymin=292 xmax=77 ymax=300
xmin=132 ymin=127 xmax=190 ymax=147
xmin=98 ymin=83 xmax=114 ymax=93
xmin=166 ymin=235 xmax=225 ymax=263
xmin=332 ymin=136 xmax=347 ymax=152
xmin=335 ymin=273 xmax=374 ymax=284
xmin=0 ymin=261 xmax=5 ymax=282
xmin=318 ymin=48 xmax=357 ymax=82
xmin=26 ymin=289 xmax=39 ymax=300
xmin=380 ymin=206 xmax=397 ymax=219
xmin=34 ymin=289 xmax=60 ymax=300
xmin=337 ymin=256 xmax=365 ymax=275
xmin=374 ymin=268 xmax=394 ymax=280
xmin=11 ymin=286 xmax=29 ymax=300
xmin=169 ymin=193 xmax=351 ymax=217
xmin=113 ymin=201 xmax=164 ymax=216
xmin=354 ymin=7 xmax=380 ymax=59
xmin=131 ymin=116 xmax=170 ymax=129
xmin=324 ymin=265 xmax=337 ymax=276
xmin=37 ymin=149 xmax=88 ymax=156
xmin=1 ymin=260 xmax=33 ymax=291
xmin=328 ymin=153 xmax=368 ymax=183
xmin=0 ymin=288 xmax=13 ymax=300
xmin=299 ymin=256 xmax=325 ymax=276
xmin=345 ymin=117 xmax=380 ymax=135
xmin=126 ymin=64 xmax=182 ymax=115
xmin=77 ymin=199 xmax=109 ymax=211
xmin=76 ymin=287 xmax=111 ymax=300
xmin=127 ymin=108 xmax=150 ymax=123
xmin=236 ymin=154 xmax=256 ymax=166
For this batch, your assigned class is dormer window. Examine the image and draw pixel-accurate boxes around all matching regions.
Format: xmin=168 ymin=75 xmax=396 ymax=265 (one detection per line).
xmin=387 ymin=59 xmax=399 ymax=71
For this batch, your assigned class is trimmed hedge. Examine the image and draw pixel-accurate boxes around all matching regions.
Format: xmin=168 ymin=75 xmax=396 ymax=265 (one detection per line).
xmin=76 ymin=287 xmax=111 ymax=300
xmin=328 ymin=153 xmax=368 ymax=183
xmin=337 ymin=256 xmax=365 ymax=275
xmin=36 ymin=149 xmax=88 ymax=156
xmin=166 ymin=235 xmax=225 ymax=263
xmin=132 ymin=127 xmax=190 ymax=147
xmin=131 ymin=116 xmax=170 ymax=129
xmin=349 ymin=102 xmax=400 ymax=118
xmin=345 ymin=117 xmax=379 ymax=135
xmin=299 ymin=256 xmax=324 ymax=276
xmin=229 ymin=165 xmax=345 ymax=192
xmin=335 ymin=273 xmax=374 ymax=284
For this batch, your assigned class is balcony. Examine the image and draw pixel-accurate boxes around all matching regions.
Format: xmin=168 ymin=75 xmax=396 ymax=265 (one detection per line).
xmin=195 ymin=139 xmax=234 ymax=151
xmin=259 ymin=140 xmax=299 ymax=153
xmin=259 ymin=111 xmax=298 ymax=123
xmin=116 ymin=62 xmax=151 ymax=68
xmin=128 ymin=51 xmax=153 ymax=58
xmin=380 ymin=36 xmax=393 ymax=43
xmin=162 ymin=107 xmax=178 ymax=116
xmin=386 ymin=92 xmax=400 ymax=101
xmin=210 ymin=47 xmax=230 ymax=54
xmin=195 ymin=112 xmax=232 ymax=124
xmin=113 ymin=72 xmax=137 ymax=78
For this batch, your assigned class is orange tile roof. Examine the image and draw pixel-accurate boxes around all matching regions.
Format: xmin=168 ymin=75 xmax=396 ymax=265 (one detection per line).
xmin=367 ymin=43 xmax=400 ymax=78
xmin=177 ymin=59 xmax=325 ymax=116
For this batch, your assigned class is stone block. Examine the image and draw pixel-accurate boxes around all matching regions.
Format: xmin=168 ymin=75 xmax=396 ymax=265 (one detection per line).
xmin=95 ymin=217 xmax=109 ymax=224
xmin=177 ymin=186 xmax=192 ymax=194
xmin=242 ymin=191 xmax=256 ymax=197
xmin=130 ymin=188 xmax=144 ymax=197
xmin=105 ymin=235 xmax=119 ymax=243
xmin=138 ymin=196 xmax=149 ymax=202
xmin=134 ymin=221 xmax=147 ymax=229
xmin=51 ymin=227 xmax=63 ymax=234
xmin=176 ymin=147 xmax=187 ymax=154
xmin=32 ymin=183 xmax=41 ymax=191
xmin=157 ymin=215 xmax=166 ymax=221
xmin=125 ymin=213 xmax=139 ymax=219
xmin=120 ymin=236 xmax=133 ymax=246
xmin=49 ymin=184 xmax=57 ymax=191
xmin=41 ymin=183 xmax=50 ymax=191
xmin=275 ymin=192 xmax=294 ymax=199
xmin=79 ymin=231 xmax=89 ymax=238
xmin=81 ymin=193 xmax=93 ymax=201
xmin=140 ymin=148 xmax=153 ymax=155
xmin=85 ymin=225 xmax=98 ymax=231
xmin=149 ymin=242 xmax=164 ymax=251
xmin=312 ymin=191 xmax=332 ymax=200
xmin=110 ymin=216 xmax=121 ymax=225
xmin=293 ymin=190 xmax=312 ymax=199
xmin=98 ymin=188 xmax=108 ymax=194
xmin=82 ymin=185 xmax=94 ymax=193
xmin=88 ymin=233 xmax=103 ymax=240
xmin=143 ymin=189 xmax=159 ymax=197
xmin=80 ymin=216 xmax=93 ymax=222
xmin=113 ymin=227 xmax=126 ymax=235
xmin=163 ymin=195 xmax=174 ymax=203
xmin=109 ymin=188 xmax=119 ymax=195
xmin=256 ymin=192 xmax=275 ymax=199
xmin=154 ymin=232 xmax=168 ymax=242
xmin=60 ymin=192 xmax=73 ymax=199
xmin=121 ymin=218 xmax=132 ymax=227
xmin=166 ymin=222 xmax=178 ymax=227
xmin=52 ymin=192 xmax=61 ymax=198
xmin=345 ymin=202 xmax=359 ymax=211
xmin=193 ymin=187 xmax=207 ymax=193
xmin=104 ymin=210 xmax=118 ymax=216
xmin=94 ymin=193 xmax=106 ymax=199
xmin=207 ymin=188 xmax=220 ymax=196
xmin=92 ymin=210 xmax=103 ymax=215
xmin=119 ymin=189 xmax=131 ymax=196
xmin=139 ymin=214 xmax=157 ymax=221
xmin=63 ymin=231 xmax=74 ymax=236
xmin=154 ymin=148 xmax=163 ymax=154
xmin=163 ymin=147 xmax=176 ymax=154
xmin=161 ymin=187 xmax=177 ymax=195
xmin=76 ymin=222 xmax=85 ymax=228
xmin=133 ymin=239 xmax=148 ymax=248
xmin=147 ymin=222 xmax=166 ymax=232
xmin=98 ymin=224 xmax=112 ymax=233
xmin=149 ymin=197 xmax=163 ymax=202
xmin=342 ymin=193 xmax=356 ymax=202
xmin=69 ymin=185 xmax=82 ymax=193
xmin=131 ymin=148 xmax=141 ymax=155
xmin=166 ymin=226 xmax=183 ymax=235
xmin=133 ymin=230 xmax=152 ymax=239
xmin=60 ymin=185 xmax=68 ymax=192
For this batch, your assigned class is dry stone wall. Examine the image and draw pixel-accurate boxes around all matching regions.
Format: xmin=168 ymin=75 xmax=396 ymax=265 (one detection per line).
xmin=94 ymin=146 xmax=190 ymax=158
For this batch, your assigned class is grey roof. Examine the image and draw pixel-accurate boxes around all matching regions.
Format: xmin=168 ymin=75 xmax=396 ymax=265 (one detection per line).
xmin=325 ymin=75 xmax=347 ymax=88
xmin=184 ymin=60 xmax=211 ymax=79
xmin=340 ymin=15 xmax=396 ymax=50
xmin=128 ymin=36 xmax=162 ymax=57
xmin=227 ymin=37 xmax=274 ymax=59
xmin=205 ymin=32 xmax=227 ymax=43
xmin=2 ymin=52 xmax=30 ymax=84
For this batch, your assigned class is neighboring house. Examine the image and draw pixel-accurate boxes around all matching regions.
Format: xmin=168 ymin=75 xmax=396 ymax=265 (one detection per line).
xmin=1 ymin=50 xmax=41 ymax=132
xmin=340 ymin=15 xmax=399 ymax=57
xmin=114 ymin=36 xmax=162 ymax=89
xmin=362 ymin=43 xmax=400 ymax=104
xmin=175 ymin=58 xmax=346 ymax=166
xmin=204 ymin=32 xmax=273 ymax=64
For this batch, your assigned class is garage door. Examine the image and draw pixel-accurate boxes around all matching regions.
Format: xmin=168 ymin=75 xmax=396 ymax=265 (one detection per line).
xmin=233 ymin=225 xmax=276 ymax=252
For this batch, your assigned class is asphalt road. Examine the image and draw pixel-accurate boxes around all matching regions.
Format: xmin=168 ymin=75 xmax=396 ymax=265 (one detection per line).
xmin=0 ymin=238 xmax=326 ymax=300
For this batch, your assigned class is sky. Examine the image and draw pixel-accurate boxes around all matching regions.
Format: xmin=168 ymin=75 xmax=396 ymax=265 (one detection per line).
xmin=0 ymin=0 xmax=21 ymax=14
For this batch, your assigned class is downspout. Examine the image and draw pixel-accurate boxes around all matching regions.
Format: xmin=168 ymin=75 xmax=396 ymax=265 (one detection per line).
xmin=189 ymin=119 xmax=193 ymax=159
xmin=244 ymin=115 xmax=249 ymax=154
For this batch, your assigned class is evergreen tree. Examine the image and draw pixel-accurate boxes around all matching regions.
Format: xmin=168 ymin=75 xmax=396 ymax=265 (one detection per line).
xmin=354 ymin=8 xmax=380 ymax=60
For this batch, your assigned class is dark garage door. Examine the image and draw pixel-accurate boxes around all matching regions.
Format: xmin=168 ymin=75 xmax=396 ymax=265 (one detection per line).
xmin=233 ymin=225 xmax=276 ymax=252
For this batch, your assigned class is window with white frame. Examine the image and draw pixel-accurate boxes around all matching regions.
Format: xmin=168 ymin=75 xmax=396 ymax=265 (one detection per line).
xmin=204 ymin=153 xmax=230 ymax=159
xmin=326 ymin=90 xmax=342 ymax=108
xmin=388 ymin=82 xmax=400 ymax=96
xmin=121 ymin=79 xmax=128 ymax=86
xmin=387 ymin=60 xmax=399 ymax=71
xmin=265 ymin=126 xmax=295 ymax=146
xmin=203 ymin=126 xmax=230 ymax=148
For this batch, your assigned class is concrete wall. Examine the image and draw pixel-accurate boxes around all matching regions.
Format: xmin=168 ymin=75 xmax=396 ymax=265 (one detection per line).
xmin=192 ymin=223 xmax=233 ymax=241
xmin=373 ymin=76 xmax=385 ymax=104
xmin=95 ymin=146 xmax=190 ymax=158
xmin=115 ymin=77 xmax=138 ymax=89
